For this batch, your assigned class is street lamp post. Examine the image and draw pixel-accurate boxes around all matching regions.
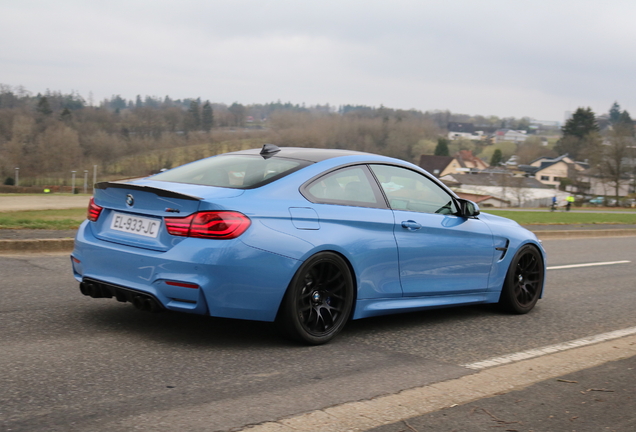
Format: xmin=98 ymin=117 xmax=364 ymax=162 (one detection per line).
xmin=93 ymin=165 xmax=97 ymax=191
xmin=71 ymin=171 xmax=76 ymax=194
xmin=14 ymin=167 xmax=19 ymax=187
xmin=83 ymin=170 xmax=88 ymax=194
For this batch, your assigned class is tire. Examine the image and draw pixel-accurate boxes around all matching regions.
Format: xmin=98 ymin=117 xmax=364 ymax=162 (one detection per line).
xmin=498 ymin=245 xmax=544 ymax=314
xmin=276 ymin=252 xmax=354 ymax=345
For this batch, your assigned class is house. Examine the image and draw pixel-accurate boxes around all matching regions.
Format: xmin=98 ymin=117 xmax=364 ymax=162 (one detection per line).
xmin=528 ymin=119 xmax=561 ymax=134
xmin=454 ymin=192 xmax=511 ymax=208
xmin=574 ymin=139 xmax=636 ymax=197
xmin=418 ymin=155 xmax=464 ymax=177
xmin=418 ymin=150 xmax=488 ymax=177
xmin=494 ymin=129 xmax=528 ymax=143
xmin=519 ymin=154 xmax=633 ymax=197
xmin=448 ymin=131 xmax=485 ymax=141
xmin=504 ymin=155 xmax=519 ymax=167
xmin=577 ymin=170 xmax=633 ymax=197
xmin=447 ymin=122 xmax=485 ymax=141
xmin=455 ymin=150 xmax=489 ymax=170
xmin=517 ymin=154 xmax=588 ymax=188
xmin=440 ymin=172 xmax=568 ymax=207
xmin=448 ymin=122 xmax=475 ymax=133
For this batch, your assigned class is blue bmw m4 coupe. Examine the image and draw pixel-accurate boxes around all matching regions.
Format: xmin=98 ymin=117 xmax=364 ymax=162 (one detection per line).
xmin=71 ymin=145 xmax=546 ymax=344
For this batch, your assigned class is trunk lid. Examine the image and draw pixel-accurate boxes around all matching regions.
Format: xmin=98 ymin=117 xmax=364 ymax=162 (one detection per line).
xmin=90 ymin=179 xmax=242 ymax=251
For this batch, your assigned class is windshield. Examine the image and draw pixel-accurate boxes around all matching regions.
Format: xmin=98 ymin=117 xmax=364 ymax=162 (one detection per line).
xmin=152 ymin=155 xmax=309 ymax=189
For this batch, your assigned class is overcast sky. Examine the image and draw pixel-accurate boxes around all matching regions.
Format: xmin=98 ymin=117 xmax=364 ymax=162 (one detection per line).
xmin=2 ymin=0 xmax=635 ymax=122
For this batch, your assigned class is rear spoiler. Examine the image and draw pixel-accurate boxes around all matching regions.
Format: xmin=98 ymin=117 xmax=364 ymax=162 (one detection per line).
xmin=95 ymin=181 xmax=202 ymax=201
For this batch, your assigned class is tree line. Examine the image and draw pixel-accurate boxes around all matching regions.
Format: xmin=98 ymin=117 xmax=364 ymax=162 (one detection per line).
xmin=0 ymin=85 xmax=486 ymax=186
xmin=2 ymin=84 xmax=630 ymax=193
xmin=555 ymin=103 xmax=635 ymax=199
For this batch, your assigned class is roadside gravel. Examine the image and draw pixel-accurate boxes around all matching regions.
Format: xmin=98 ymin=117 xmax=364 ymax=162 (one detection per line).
xmin=0 ymin=195 xmax=89 ymax=211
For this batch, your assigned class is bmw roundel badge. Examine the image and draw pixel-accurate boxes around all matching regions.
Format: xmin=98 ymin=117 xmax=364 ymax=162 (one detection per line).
xmin=125 ymin=194 xmax=134 ymax=207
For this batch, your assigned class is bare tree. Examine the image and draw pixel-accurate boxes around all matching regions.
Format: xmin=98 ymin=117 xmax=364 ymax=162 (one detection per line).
xmin=597 ymin=130 xmax=633 ymax=204
xmin=228 ymin=103 xmax=246 ymax=127
xmin=35 ymin=123 xmax=82 ymax=176
xmin=516 ymin=136 xmax=557 ymax=164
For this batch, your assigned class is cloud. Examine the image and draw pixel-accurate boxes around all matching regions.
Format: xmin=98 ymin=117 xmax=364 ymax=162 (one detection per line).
xmin=2 ymin=0 xmax=636 ymax=120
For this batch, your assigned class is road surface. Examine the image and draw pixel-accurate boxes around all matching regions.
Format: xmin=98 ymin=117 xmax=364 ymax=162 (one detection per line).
xmin=0 ymin=237 xmax=634 ymax=431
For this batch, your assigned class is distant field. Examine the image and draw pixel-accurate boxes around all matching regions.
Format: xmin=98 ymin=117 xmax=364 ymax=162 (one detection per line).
xmin=110 ymin=138 xmax=266 ymax=175
xmin=485 ymin=210 xmax=636 ymax=225
xmin=0 ymin=209 xmax=86 ymax=230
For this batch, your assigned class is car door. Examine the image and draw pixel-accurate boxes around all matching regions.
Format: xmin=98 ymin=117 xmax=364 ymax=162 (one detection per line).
xmin=369 ymin=164 xmax=495 ymax=297
xmin=301 ymin=164 xmax=402 ymax=299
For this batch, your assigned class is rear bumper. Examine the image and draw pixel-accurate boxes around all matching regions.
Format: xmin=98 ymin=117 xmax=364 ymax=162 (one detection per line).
xmin=71 ymin=221 xmax=299 ymax=321
xmin=79 ymin=277 xmax=168 ymax=312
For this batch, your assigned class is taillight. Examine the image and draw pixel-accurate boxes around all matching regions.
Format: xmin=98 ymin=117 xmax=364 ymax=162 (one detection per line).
xmin=87 ymin=197 xmax=103 ymax=222
xmin=165 ymin=211 xmax=251 ymax=239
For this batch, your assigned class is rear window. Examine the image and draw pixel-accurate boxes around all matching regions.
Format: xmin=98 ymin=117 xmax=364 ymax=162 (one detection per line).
xmin=151 ymin=155 xmax=309 ymax=189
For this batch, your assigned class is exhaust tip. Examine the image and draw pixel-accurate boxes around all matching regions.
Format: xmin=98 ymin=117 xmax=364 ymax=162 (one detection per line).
xmin=114 ymin=290 xmax=128 ymax=303
xmin=79 ymin=282 xmax=90 ymax=296
xmin=132 ymin=295 xmax=163 ymax=312
xmin=88 ymin=284 xmax=103 ymax=298
xmin=132 ymin=295 xmax=146 ymax=310
xmin=82 ymin=281 xmax=163 ymax=312
xmin=145 ymin=297 xmax=162 ymax=313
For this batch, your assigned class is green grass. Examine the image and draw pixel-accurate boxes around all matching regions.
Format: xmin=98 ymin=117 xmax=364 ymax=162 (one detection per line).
xmin=484 ymin=210 xmax=636 ymax=225
xmin=0 ymin=208 xmax=86 ymax=229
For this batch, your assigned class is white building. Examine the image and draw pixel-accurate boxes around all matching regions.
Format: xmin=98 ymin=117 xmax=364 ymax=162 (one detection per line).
xmin=494 ymin=129 xmax=528 ymax=143
xmin=440 ymin=172 xmax=568 ymax=208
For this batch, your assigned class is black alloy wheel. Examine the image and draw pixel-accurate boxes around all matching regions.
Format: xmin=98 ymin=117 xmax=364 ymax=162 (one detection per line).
xmin=499 ymin=245 xmax=544 ymax=314
xmin=277 ymin=252 xmax=354 ymax=345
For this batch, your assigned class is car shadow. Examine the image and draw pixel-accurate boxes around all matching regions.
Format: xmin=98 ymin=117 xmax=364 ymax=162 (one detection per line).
xmin=344 ymin=303 xmax=506 ymax=335
xmin=79 ymin=302 xmax=290 ymax=348
xmin=78 ymin=300 xmax=514 ymax=348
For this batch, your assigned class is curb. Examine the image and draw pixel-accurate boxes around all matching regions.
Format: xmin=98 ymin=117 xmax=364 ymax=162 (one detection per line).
xmin=237 ymin=335 xmax=636 ymax=432
xmin=533 ymin=228 xmax=636 ymax=239
xmin=0 ymin=238 xmax=75 ymax=253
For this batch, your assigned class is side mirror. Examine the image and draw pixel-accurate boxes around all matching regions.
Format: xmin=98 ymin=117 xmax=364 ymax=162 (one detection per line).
xmin=456 ymin=199 xmax=480 ymax=217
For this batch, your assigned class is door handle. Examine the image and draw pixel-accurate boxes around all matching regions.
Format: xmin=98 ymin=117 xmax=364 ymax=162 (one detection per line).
xmin=401 ymin=220 xmax=422 ymax=230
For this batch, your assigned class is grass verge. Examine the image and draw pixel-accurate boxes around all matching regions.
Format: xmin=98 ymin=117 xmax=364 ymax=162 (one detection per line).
xmin=0 ymin=208 xmax=86 ymax=229
xmin=484 ymin=210 xmax=636 ymax=225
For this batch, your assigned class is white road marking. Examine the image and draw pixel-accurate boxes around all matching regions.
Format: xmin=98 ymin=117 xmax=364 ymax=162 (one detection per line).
xmin=240 ymin=334 xmax=636 ymax=432
xmin=547 ymin=260 xmax=631 ymax=270
xmin=462 ymin=326 xmax=636 ymax=370
xmin=461 ymin=260 xmax=632 ymax=370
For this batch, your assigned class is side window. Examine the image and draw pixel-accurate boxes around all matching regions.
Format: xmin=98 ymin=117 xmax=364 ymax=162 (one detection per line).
xmin=369 ymin=165 xmax=458 ymax=215
xmin=303 ymin=166 xmax=385 ymax=208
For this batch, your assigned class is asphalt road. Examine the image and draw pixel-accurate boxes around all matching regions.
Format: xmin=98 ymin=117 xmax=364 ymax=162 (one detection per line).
xmin=1 ymin=237 xmax=635 ymax=431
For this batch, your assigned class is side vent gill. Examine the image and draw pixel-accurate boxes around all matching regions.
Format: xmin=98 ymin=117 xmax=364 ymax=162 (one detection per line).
xmin=495 ymin=239 xmax=510 ymax=261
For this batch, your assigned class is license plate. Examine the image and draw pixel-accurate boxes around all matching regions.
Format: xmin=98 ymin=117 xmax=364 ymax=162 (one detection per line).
xmin=110 ymin=212 xmax=161 ymax=238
